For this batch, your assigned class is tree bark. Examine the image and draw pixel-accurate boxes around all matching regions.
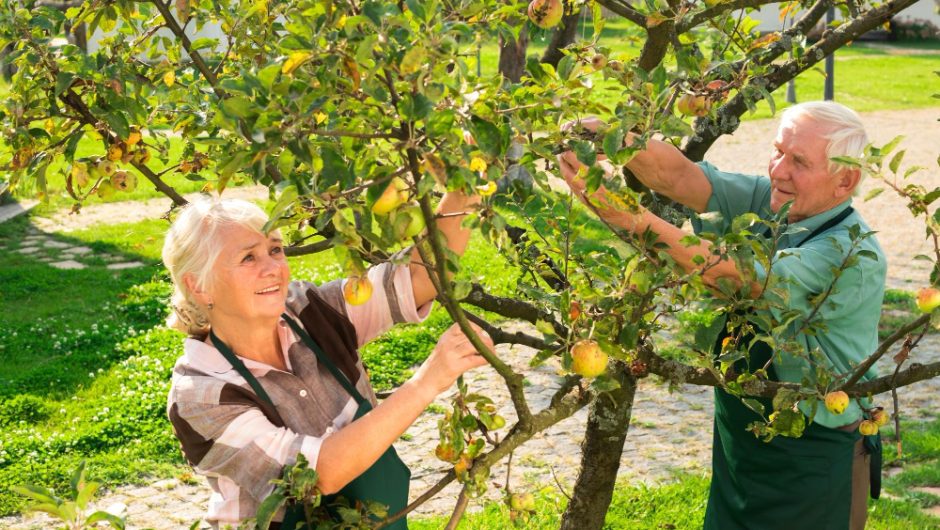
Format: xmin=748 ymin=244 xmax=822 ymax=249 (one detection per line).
xmin=498 ymin=25 xmax=529 ymax=82
xmin=560 ymin=366 xmax=638 ymax=530
xmin=540 ymin=11 xmax=581 ymax=68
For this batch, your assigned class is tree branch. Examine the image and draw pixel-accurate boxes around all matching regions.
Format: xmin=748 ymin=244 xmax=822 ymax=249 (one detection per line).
xmin=677 ymin=0 xmax=778 ymax=34
xmin=841 ymin=313 xmax=930 ymax=389
xmin=595 ymin=0 xmax=647 ymax=28
xmin=684 ymin=0 xmax=917 ymax=160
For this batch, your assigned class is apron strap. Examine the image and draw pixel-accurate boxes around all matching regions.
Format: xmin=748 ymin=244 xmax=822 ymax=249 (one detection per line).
xmin=209 ymin=331 xmax=287 ymax=426
xmin=793 ymin=206 xmax=854 ymax=249
xmin=282 ymin=313 xmax=368 ymax=405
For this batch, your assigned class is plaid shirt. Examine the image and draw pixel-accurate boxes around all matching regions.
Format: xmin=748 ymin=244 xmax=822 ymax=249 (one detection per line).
xmin=167 ymin=263 xmax=431 ymax=527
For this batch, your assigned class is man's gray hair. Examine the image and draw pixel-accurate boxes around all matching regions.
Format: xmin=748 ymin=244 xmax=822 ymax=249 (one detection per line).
xmin=781 ymin=101 xmax=869 ymax=175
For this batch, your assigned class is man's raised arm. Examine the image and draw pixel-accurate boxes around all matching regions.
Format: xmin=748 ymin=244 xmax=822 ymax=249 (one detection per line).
xmin=569 ymin=117 xmax=712 ymax=213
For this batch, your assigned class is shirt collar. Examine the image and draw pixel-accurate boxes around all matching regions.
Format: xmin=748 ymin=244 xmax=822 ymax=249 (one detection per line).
xmin=780 ymin=198 xmax=853 ymax=248
xmin=181 ymin=317 xmax=296 ymax=376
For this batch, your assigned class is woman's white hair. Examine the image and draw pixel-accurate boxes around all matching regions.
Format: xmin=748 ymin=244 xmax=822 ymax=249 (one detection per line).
xmin=780 ymin=101 xmax=869 ymax=176
xmin=162 ymin=197 xmax=270 ymax=336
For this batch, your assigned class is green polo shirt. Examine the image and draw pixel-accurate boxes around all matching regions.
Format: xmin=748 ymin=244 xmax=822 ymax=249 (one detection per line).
xmin=693 ymin=162 xmax=886 ymax=428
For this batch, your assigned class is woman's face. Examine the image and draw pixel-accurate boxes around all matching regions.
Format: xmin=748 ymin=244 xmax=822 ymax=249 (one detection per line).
xmin=204 ymin=223 xmax=291 ymax=325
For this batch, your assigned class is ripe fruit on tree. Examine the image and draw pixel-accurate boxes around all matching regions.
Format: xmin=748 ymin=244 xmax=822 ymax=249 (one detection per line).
xmin=343 ymin=276 xmax=373 ymax=306
xmin=509 ymin=492 xmax=536 ymax=512
xmin=527 ymin=0 xmax=563 ymax=29
xmin=590 ymin=53 xmax=607 ymax=70
xmin=107 ymin=144 xmax=124 ymax=162
xmin=568 ymin=300 xmax=581 ymax=321
xmin=824 ymin=390 xmax=849 ymax=415
xmin=676 ymin=93 xmax=711 ymax=117
xmin=858 ymin=420 xmax=879 ymax=436
xmin=96 ymin=158 xmax=117 ymax=177
xmin=126 ymin=129 xmax=142 ymax=147
xmin=110 ymin=171 xmax=138 ymax=192
xmin=96 ymin=180 xmax=115 ymax=199
xmin=570 ymin=339 xmax=608 ymax=378
xmin=705 ymin=80 xmax=730 ymax=101
xmin=371 ymin=177 xmax=410 ymax=215
xmin=132 ymin=148 xmax=151 ymax=165
xmin=871 ymin=408 xmax=890 ymax=427
xmin=916 ymin=287 xmax=940 ymax=313
xmin=394 ymin=205 xmax=426 ymax=240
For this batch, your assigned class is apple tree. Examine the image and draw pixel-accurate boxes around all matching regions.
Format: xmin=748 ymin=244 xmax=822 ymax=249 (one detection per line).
xmin=2 ymin=0 xmax=938 ymax=528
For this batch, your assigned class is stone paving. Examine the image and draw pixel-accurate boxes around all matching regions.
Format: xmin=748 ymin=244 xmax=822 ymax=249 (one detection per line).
xmin=6 ymin=224 xmax=146 ymax=271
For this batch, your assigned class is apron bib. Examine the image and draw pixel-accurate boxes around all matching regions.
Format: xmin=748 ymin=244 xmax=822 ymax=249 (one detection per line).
xmin=211 ymin=314 xmax=410 ymax=530
xmin=703 ymin=208 xmax=865 ymax=530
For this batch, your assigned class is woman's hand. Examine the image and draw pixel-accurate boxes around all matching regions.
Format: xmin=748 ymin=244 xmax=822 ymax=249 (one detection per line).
xmin=412 ymin=322 xmax=492 ymax=398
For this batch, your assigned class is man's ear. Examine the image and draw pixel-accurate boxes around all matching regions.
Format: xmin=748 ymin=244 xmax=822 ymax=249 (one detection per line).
xmin=835 ymin=167 xmax=861 ymax=199
xmin=182 ymin=273 xmax=211 ymax=306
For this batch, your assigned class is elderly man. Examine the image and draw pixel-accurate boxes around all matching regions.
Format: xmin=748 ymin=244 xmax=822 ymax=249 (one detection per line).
xmin=559 ymin=101 xmax=885 ymax=530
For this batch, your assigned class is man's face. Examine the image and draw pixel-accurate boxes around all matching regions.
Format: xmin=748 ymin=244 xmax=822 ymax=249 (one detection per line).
xmin=767 ymin=116 xmax=853 ymax=222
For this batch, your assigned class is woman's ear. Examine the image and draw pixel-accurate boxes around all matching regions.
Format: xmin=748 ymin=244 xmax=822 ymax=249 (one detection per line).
xmin=182 ymin=273 xmax=211 ymax=307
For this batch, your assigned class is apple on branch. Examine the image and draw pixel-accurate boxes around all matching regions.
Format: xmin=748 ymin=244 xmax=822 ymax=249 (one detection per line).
xmin=527 ymin=0 xmax=563 ymax=29
xmin=343 ymin=276 xmax=373 ymax=306
xmin=570 ymin=339 xmax=608 ymax=378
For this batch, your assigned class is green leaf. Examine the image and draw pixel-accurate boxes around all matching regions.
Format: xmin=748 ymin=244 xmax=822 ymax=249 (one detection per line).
xmin=830 ymin=155 xmax=861 ymax=168
xmin=602 ymin=127 xmax=625 ymax=164
xmin=863 ymin=187 xmax=883 ymax=202
xmin=85 ymin=510 xmax=126 ymax=530
xmin=426 ymin=110 xmax=455 ymax=137
xmin=75 ymin=480 xmax=101 ymax=510
xmin=104 ymin=112 xmax=129 ymax=140
xmin=221 ymin=96 xmax=257 ymax=119
xmin=570 ymin=140 xmax=596 ymax=167
xmin=55 ymin=71 xmax=75 ymax=97
xmin=254 ymin=493 xmax=287 ymax=530
xmin=190 ymin=37 xmax=217 ymax=51
xmin=880 ymin=135 xmax=904 ymax=155
xmin=888 ymin=149 xmax=905 ymax=174
xmin=467 ymin=115 xmax=504 ymax=159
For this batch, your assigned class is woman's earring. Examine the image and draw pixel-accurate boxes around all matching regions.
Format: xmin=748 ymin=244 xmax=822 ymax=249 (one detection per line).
xmin=207 ymin=302 xmax=214 ymax=311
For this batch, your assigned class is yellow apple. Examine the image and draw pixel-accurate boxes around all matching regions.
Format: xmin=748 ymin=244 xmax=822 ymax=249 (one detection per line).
xmin=110 ymin=171 xmax=138 ymax=192
xmin=343 ymin=276 xmax=373 ymax=306
xmin=107 ymin=143 xmax=124 ymax=162
xmin=126 ymin=129 xmax=142 ymax=147
xmin=590 ymin=53 xmax=607 ymax=70
xmin=858 ymin=420 xmax=879 ymax=436
xmin=96 ymin=180 xmax=115 ymax=199
xmin=570 ymin=339 xmax=608 ymax=378
xmin=871 ymin=408 xmax=890 ymax=427
xmin=371 ymin=177 xmax=409 ymax=215
xmin=509 ymin=492 xmax=536 ymax=512
xmin=96 ymin=158 xmax=117 ymax=177
xmin=824 ymin=390 xmax=849 ymax=415
xmin=394 ymin=205 xmax=426 ymax=240
xmin=676 ymin=93 xmax=711 ymax=117
xmin=916 ymin=287 xmax=940 ymax=313
xmin=527 ymin=0 xmax=564 ymax=29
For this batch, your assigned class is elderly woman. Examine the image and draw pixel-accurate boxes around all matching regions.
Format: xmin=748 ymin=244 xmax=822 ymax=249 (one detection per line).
xmin=161 ymin=191 xmax=490 ymax=529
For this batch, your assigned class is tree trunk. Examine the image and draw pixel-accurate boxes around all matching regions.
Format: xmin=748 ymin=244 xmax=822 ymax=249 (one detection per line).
xmin=560 ymin=366 xmax=638 ymax=530
xmin=498 ymin=24 xmax=528 ymax=82
xmin=540 ymin=11 xmax=581 ymax=68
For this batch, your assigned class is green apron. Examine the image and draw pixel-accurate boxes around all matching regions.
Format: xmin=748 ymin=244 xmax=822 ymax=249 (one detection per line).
xmin=210 ymin=313 xmax=410 ymax=530
xmin=703 ymin=207 xmax=866 ymax=530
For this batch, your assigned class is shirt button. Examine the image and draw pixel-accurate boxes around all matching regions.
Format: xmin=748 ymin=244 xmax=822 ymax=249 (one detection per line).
xmin=299 ymin=389 xmax=308 ymax=397
xmin=325 ymin=426 xmax=334 ymax=434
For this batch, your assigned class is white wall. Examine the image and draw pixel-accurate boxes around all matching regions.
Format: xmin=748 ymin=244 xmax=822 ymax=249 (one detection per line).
xmin=747 ymin=0 xmax=939 ymax=32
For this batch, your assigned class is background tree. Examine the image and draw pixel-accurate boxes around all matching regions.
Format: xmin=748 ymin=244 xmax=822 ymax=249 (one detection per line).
xmin=1 ymin=0 xmax=937 ymax=528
